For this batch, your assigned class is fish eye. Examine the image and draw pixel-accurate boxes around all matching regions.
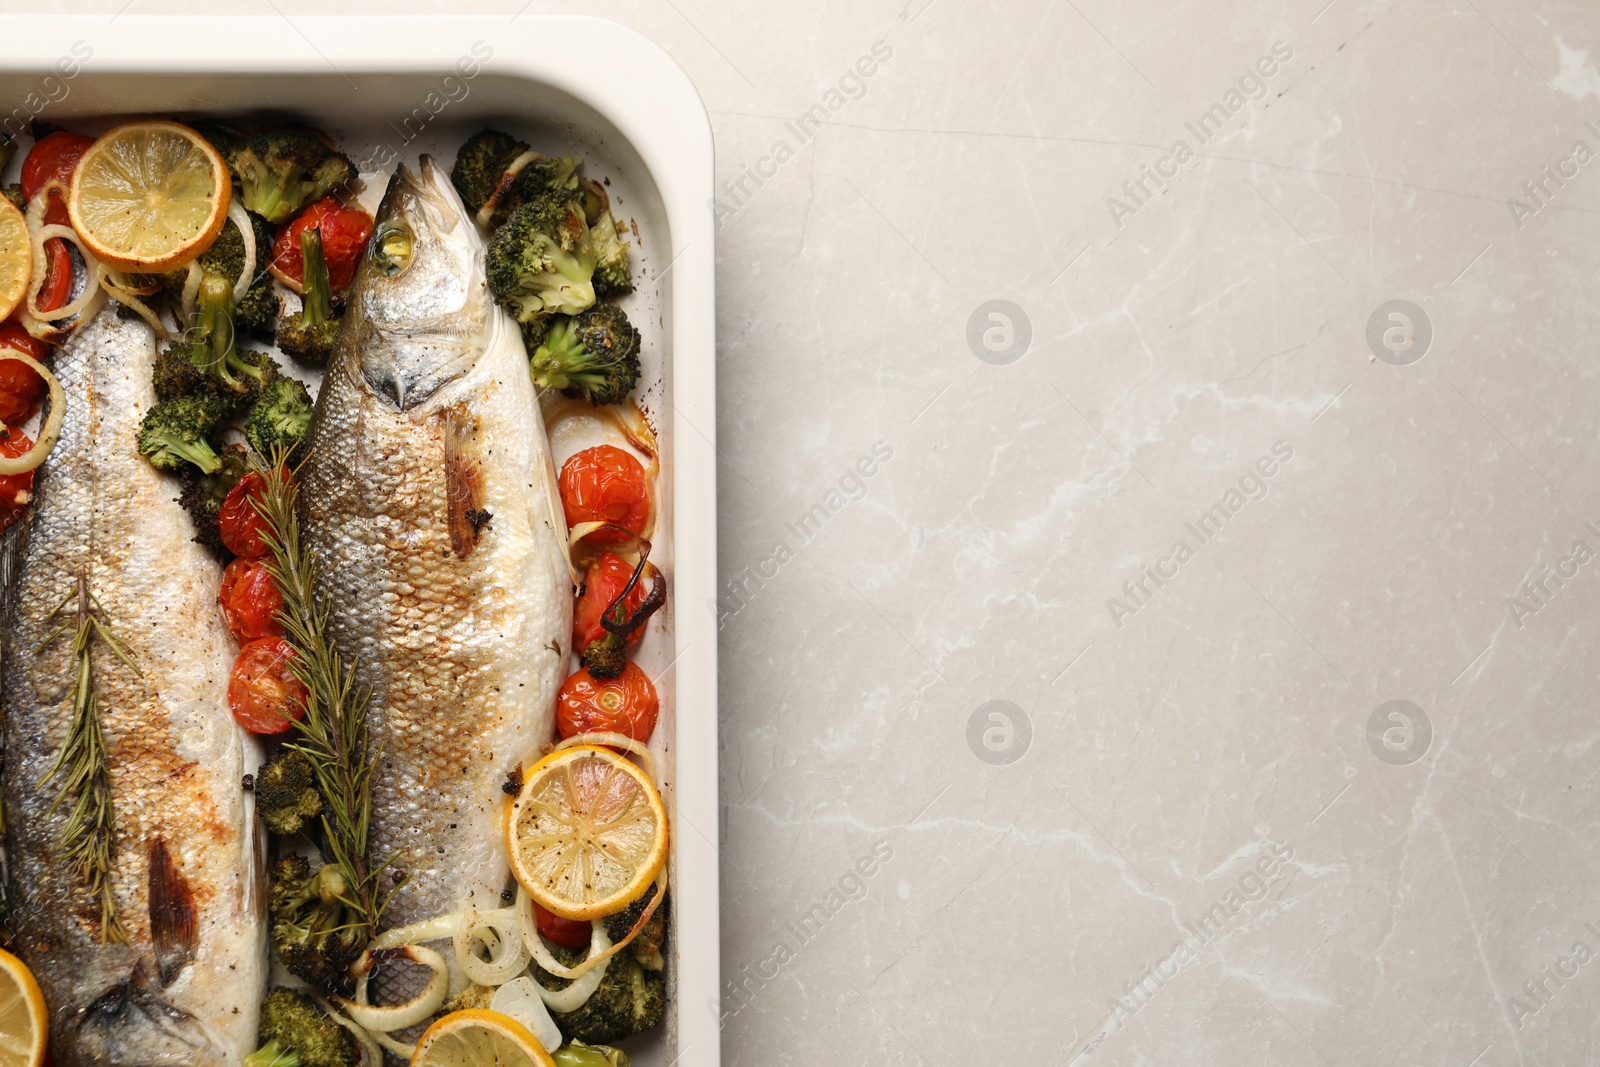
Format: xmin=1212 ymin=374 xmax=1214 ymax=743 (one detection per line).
xmin=371 ymin=222 xmax=414 ymax=276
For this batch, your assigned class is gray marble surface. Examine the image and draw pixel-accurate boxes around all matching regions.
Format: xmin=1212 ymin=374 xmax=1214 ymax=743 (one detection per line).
xmin=9 ymin=0 xmax=1600 ymax=1063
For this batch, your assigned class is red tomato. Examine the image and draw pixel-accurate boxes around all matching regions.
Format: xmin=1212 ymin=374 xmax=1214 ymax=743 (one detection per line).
xmin=0 ymin=428 xmax=35 ymax=530
xmin=558 ymin=445 xmax=649 ymax=544
xmin=219 ymin=471 xmax=278 ymax=560
xmin=270 ymin=198 xmax=374 ymax=295
xmin=218 ymin=557 xmax=286 ymax=644
xmin=228 ymin=637 xmax=307 ymax=735
xmin=34 ymin=238 xmax=72 ymax=315
xmin=533 ymin=900 xmax=592 ymax=950
xmin=556 ymin=662 xmax=659 ymax=745
xmin=573 ymin=552 xmax=649 ymax=651
xmin=21 ymin=132 xmax=93 ymax=227
xmin=0 ymin=324 xmax=47 ymax=426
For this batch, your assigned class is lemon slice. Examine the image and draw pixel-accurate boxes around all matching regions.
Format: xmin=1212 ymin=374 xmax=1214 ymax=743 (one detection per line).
xmin=67 ymin=120 xmax=230 ymax=272
xmin=0 ymin=947 xmax=47 ymax=1067
xmin=410 ymin=1009 xmax=553 ymax=1067
xmin=507 ymin=745 xmax=668 ymax=921
xmin=0 ymin=199 xmax=31 ymax=322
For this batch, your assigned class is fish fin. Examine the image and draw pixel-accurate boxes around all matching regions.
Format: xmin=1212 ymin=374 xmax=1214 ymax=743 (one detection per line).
xmin=442 ymin=405 xmax=486 ymax=559
xmin=146 ymin=837 xmax=197 ymax=986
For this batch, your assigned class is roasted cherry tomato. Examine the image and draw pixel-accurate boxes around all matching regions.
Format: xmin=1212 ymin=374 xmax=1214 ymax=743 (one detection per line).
xmin=556 ymin=662 xmax=660 ymax=745
xmin=218 ymin=557 xmax=286 ymax=645
xmin=573 ymin=551 xmax=649 ymax=651
xmin=33 ymin=237 xmax=72 ymax=315
xmin=219 ymin=471 xmax=279 ymax=560
xmin=532 ymin=900 xmax=592 ymax=950
xmin=0 ymin=427 xmax=36 ymax=530
xmin=270 ymin=197 xmax=374 ymax=295
xmin=558 ymin=445 xmax=649 ymax=544
xmin=228 ymin=637 xmax=307 ymax=735
xmin=0 ymin=324 xmax=47 ymax=426
xmin=21 ymin=131 xmax=94 ymax=227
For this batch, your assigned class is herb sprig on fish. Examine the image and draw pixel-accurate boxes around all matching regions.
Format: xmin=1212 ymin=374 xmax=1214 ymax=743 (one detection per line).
xmin=249 ymin=452 xmax=393 ymax=992
xmin=39 ymin=568 xmax=138 ymax=945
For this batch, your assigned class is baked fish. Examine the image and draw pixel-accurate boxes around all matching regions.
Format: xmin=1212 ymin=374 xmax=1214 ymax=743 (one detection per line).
xmin=1 ymin=306 xmax=265 ymax=1064
xmin=298 ymin=159 xmax=572 ymax=937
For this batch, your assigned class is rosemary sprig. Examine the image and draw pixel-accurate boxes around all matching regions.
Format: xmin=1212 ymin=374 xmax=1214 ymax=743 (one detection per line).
xmin=248 ymin=450 xmax=389 ymax=940
xmin=40 ymin=568 xmax=137 ymax=944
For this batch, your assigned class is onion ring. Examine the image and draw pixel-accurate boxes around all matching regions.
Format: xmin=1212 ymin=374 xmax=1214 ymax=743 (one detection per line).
xmin=518 ymin=870 xmax=667 ymax=983
xmin=454 ymin=907 xmax=530 ymax=988
xmin=27 ymin=223 xmax=101 ymax=323
xmin=552 ymin=732 xmax=656 ymax=783
xmin=0 ymin=349 xmax=63 ymax=475
xmin=227 ymin=200 xmax=255 ymax=305
xmin=333 ymin=943 xmax=449 ymax=1033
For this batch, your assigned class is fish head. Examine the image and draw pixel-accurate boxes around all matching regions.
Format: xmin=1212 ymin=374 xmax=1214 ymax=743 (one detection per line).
xmin=350 ymin=156 xmax=493 ymax=411
xmin=68 ymin=971 xmax=235 ymax=1066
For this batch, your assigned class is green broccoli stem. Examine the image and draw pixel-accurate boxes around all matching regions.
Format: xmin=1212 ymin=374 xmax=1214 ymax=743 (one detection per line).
xmin=299 ymin=227 xmax=334 ymax=326
xmin=244 ymin=1041 xmax=302 ymax=1067
xmin=189 ymin=274 xmax=257 ymax=394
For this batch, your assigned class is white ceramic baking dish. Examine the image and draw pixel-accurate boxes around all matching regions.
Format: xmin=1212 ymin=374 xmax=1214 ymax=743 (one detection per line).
xmin=0 ymin=15 xmax=718 ymax=1067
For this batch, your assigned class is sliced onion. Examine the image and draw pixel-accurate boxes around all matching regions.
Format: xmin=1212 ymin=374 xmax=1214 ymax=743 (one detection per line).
xmin=316 ymin=999 xmax=385 ymax=1067
xmin=518 ymin=887 xmax=611 ymax=1008
xmin=553 ymin=731 xmax=656 ymax=783
xmin=27 ymin=224 xmax=102 ymax=323
xmin=0 ymin=350 xmax=63 ymax=474
xmin=475 ymin=149 xmax=547 ymax=229
xmin=454 ymin=907 xmax=530 ymax=988
xmin=367 ymin=1029 xmax=416 ymax=1061
xmin=101 ymin=272 xmax=171 ymax=341
xmin=181 ymin=260 xmax=202 ymax=321
xmin=227 ymin=200 xmax=255 ymax=304
xmin=368 ymin=911 xmax=463 ymax=951
xmin=334 ymin=943 xmax=449 ymax=1033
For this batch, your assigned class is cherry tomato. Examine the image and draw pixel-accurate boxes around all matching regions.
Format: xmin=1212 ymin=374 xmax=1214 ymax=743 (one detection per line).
xmin=558 ymin=445 xmax=649 ymax=544
xmin=270 ymin=197 xmax=374 ymax=295
xmin=228 ymin=637 xmax=307 ymax=735
xmin=533 ymin=900 xmax=592 ymax=950
xmin=0 ymin=324 xmax=47 ymax=426
xmin=219 ymin=471 xmax=279 ymax=560
xmin=556 ymin=662 xmax=659 ymax=745
xmin=21 ymin=132 xmax=93 ymax=228
xmin=218 ymin=557 xmax=286 ymax=645
xmin=573 ymin=552 xmax=649 ymax=651
xmin=0 ymin=427 xmax=36 ymax=530
xmin=34 ymin=237 xmax=72 ymax=315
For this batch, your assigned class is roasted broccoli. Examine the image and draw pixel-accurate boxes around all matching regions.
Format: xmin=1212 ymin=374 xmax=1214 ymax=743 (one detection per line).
xmin=168 ymin=275 xmax=281 ymax=401
xmin=177 ymin=444 xmax=249 ymax=554
xmin=587 ymin=211 xmax=633 ymax=298
xmin=246 ymin=377 xmax=314 ymax=462
xmin=137 ymin=394 xmax=228 ymax=473
xmin=269 ymin=855 xmax=364 ymax=995
xmin=554 ymin=1042 xmax=632 ymax=1067
xmin=603 ymin=892 xmax=667 ymax=971
xmin=224 ymin=129 xmax=353 ymax=224
xmin=487 ymin=198 xmax=596 ymax=328
xmin=153 ymin=347 xmax=228 ymax=402
xmin=245 ymin=987 xmax=358 ymax=1067
xmin=450 ymin=128 xmax=528 ymax=215
xmin=488 ymin=153 xmax=581 ymax=229
xmin=529 ymin=304 xmax=641 ymax=406
xmin=3 ymin=185 xmax=22 ymax=213
xmin=537 ymin=948 xmax=665 ymax=1044
xmin=159 ymin=212 xmax=280 ymax=338
xmin=256 ymin=748 xmax=322 ymax=837
xmin=276 ymin=228 xmax=340 ymax=364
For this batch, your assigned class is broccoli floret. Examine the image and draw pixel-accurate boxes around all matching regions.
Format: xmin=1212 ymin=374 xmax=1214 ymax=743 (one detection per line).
xmin=488 ymin=154 xmax=582 ymax=229
xmin=177 ymin=444 xmax=248 ymax=555
xmin=137 ymin=394 xmax=228 ymax=474
xmin=166 ymin=274 xmax=281 ymax=402
xmin=487 ymin=199 xmax=596 ymax=328
xmin=247 ymin=987 xmax=357 ymax=1067
xmin=236 ymin=274 xmax=282 ymax=339
xmin=269 ymin=855 xmax=364 ymax=996
xmin=3 ymin=185 xmax=22 ymax=213
xmin=588 ymin=212 xmax=633 ymax=298
xmin=246 ymin=377 xmax=314 ymax=462
xmin=602 ymin=892 xmax=667 ymax=971
xmin=226 ymin=130 xmax=353 ymax=224
xmin=450 ymin=129 xmax=528 ymax=215
xmin=538 ymin=952 xmax=665 ymax=1044
xmin=529 ymin=305 xmax=640 ymax=407
xmin=553 ymin=1042 xmax=632 ymax=1067
xmin=276 ymin=227 xmax=340 ymax=364
xmin=153 ymin=347 xmax=228 ymax=402
xmin=158 ymin=213 xmax=279 ymax=336
xmin=256 ymin=748 xmax=322 ymax=837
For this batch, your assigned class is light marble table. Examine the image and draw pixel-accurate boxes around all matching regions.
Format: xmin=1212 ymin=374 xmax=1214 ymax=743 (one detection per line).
xmin=12 ymin=0 xmax=1600 ymax=1063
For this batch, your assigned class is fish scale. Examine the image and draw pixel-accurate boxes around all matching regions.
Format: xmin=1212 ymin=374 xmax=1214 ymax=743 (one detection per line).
xmin=1 ymin=307 xmax=265 ymax=1065
xmin=297 ymin=159 xmax=571 ymax=1005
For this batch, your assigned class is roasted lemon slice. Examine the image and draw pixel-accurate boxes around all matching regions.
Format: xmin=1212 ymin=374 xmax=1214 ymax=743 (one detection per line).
xmin=0 ymin=199 xmax=31 ymax=322
xmin=67 ymin=120 xmax=230 ymax=272
xmin=0 ymin=947 xmax=47 ymax=1067
xmin=410 ymin=1009 xmax=553 ymax=1067
xmin=506 ymin=744 xmax=667 ymax=921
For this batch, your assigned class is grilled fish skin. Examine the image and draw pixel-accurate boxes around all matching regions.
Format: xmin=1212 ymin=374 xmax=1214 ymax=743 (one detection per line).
xmin=1 ymin=308 xmax=265 ymax=1065
xmin=298 ymin=159 xmax=571 ymax=936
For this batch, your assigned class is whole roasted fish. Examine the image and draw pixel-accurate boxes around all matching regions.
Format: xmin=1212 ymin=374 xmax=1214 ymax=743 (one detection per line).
xmin=298 ymin=159 xmax=572 ymax=937
xmin=1 ymin=307 xmax=265 ymax=1064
